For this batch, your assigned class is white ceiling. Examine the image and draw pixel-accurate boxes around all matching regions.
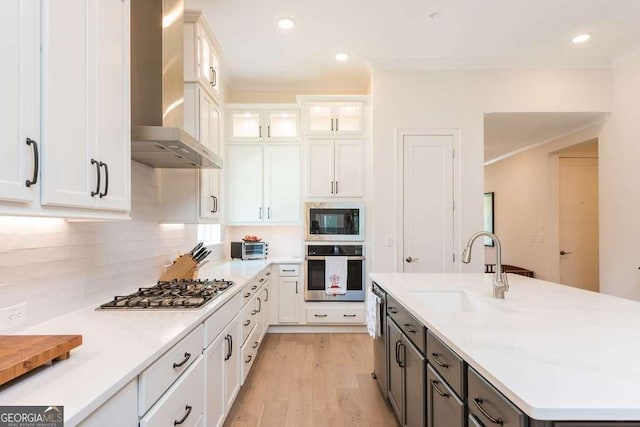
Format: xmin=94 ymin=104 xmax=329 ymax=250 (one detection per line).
xmin=484 ymin=112 xmax=608 ymax=161
xmin=187 ymin=0 xmax=640 ymax=92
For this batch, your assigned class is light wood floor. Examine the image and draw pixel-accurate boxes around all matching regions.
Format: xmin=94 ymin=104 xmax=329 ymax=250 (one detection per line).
xmin=224 ymin=333 xmax=399 ymax=427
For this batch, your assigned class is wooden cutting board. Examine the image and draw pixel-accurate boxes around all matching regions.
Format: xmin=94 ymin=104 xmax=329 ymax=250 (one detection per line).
xmin=0 ymin=335 xmax=82 ymax=386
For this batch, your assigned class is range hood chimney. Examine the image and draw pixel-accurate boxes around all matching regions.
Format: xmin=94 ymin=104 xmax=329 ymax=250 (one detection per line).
xmin=130 ymin=0 xmax=222 ymax=169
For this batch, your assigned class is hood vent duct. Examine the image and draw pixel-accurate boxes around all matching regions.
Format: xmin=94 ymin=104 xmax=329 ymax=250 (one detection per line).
xmin=130 ymin=0 xmax=222 ymax=169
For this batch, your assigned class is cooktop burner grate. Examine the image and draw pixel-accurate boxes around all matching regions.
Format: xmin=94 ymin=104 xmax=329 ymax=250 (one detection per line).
xmin=97 ymin=278 xmax=235 ymax=310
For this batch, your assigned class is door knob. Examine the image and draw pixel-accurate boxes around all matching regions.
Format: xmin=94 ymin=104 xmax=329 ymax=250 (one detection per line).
xmin=405 ymin=256 xmax=419 ymax=263
xmin=559 ymin=250 xmax=572 ymax=255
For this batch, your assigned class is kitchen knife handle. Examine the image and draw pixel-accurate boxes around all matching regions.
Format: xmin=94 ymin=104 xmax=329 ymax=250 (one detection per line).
xmin=172 ymin=352 xmax=191 ymax=369
xmin=25 ymin=138 xmax=39 ymax=187
xmin=90 ymin=159 xmax=100 ymax=197
xmin=98 ymin=161 xmax=109 ymax=198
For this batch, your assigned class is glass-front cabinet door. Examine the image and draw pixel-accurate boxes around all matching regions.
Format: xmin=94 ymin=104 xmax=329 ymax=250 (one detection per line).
xmin=228 ymin=107 xmax=299 ymax=141
xmin=265 ymin=111 xmax=298 ymax=139
xmin=304 ymin=102 xmax=364 ymax=136
xmin=231 ymin=111 xmax=261 ymax=139
xmin=305 ymin=103 xmax=334 ymax=134
xmin=335 ymin=103 xmax=363 ymax=134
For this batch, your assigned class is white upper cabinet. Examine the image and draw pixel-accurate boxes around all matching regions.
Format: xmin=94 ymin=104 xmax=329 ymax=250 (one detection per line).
xmin=184 ymin=10 xmax=222 ymax=103
xmin=307 ymin=140 xmax=364 ymax=198
xmin=228 ymin=105 xmax=300 ymax=142
xmin=303 ymin=102 xmax=363 ymax=136
xmin=226 ymin=144 xmax=300 ymax=224
xmin=40 ymin=0 xmax=130 ymax=212
xmin=0 ymin=0 xmax=39 ymax=205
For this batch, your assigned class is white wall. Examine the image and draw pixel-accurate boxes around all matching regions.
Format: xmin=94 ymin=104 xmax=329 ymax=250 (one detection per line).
xmin=599 ymin=54 xmax=640 ymax=300
xmin=0 ymin=161 xmax=198 ymax=330
xmin=371 ymin=68 xmax=612 ymax=273
xmin=224 ymin=226 xmax=304 ymax=258
xmin=484 ymin=130 xmax=600 ymax=282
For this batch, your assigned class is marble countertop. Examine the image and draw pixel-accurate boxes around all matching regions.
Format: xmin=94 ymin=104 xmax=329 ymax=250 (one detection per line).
xmin=369 ymin=272 xmax=640 ymax=421
xmin=0 ymin=258 xmax=302 ymax=426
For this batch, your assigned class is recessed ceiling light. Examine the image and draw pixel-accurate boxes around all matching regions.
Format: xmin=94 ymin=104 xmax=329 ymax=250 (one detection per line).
xmin=572 ymin=33 xmax=591 ymax=44
xmin=335 ymin=52 xmax=350 ymax=62
xmin=278 ymin=17 xmax=295 ymax=30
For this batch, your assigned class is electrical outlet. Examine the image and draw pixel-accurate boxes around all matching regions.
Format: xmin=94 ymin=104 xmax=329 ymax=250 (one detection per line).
xmin=0 ymin=303 xmax=27 ymax=331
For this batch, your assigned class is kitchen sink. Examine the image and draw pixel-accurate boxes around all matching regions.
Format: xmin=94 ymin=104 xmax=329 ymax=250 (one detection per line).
xmin=409 ymin=291 xmax=508 ymax=313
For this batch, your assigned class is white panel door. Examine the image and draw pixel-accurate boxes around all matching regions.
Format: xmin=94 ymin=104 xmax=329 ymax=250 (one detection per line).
xmin=278 ymin=278 xmax=299 ymax=323
xmin=226 ymin=145 xmax=263 ymax=223
xmin=334 ymin=139 xmax=364 ymax=197
xmin=306 ymin=140 xmax=334 ymax=197
xmin=264 ymin=145 xmax=300 ymax=223
xmin=200 ymin=169 xmax=221 ymax=220
xmin=0 ymin=0 xmax=39 ymax=203
xmin=224 ymin=316 xmax=241 ymax=413
xmin=559 ymin=157 xmax=599 ymax=292
xmin=94 ymin=0 xmax=130 ymax=211
xmin=205 ymin=333 xmax=225 ymax=427
xmin=402 ymin=135 xmax=454 ymax=273
xmin=41 ymin=0 xmax=95 ymax=209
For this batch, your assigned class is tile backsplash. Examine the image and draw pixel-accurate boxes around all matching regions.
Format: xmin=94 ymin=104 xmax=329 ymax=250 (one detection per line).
xmin=0 ymin=161 xmax=198 ymax=330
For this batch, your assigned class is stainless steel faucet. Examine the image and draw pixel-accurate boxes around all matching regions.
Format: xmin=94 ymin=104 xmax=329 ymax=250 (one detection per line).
xmin=461 ymin=231 xmax=509 ymax=299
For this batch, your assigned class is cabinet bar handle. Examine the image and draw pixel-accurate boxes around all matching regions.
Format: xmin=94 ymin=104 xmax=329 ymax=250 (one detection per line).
xmin=228 ymin=335 xmax=233 ymax=358
xmin=259 ymin=207 xmax=262 ymax=219
xmin=395 ymin=340 xmax=401 ymax=365
xmin=267 ymin=125 xmax=271 ymax=138
xmin=398 ymin=343 xmax=406 ymax=368
xmin=282 ymin=269 xmax=295 ymax=272
xmin=388 ymin=307 xmax=398 ymax=314
xmin=335 ymin=181 xmax=339 ymax=194
xmin=251 ymin=285 xmax=258 ymax=290
xmin=172 ymin=352 xmax=191 ymax=368
xmin=90 ymin=159 xmax=100 ymax=197
xmin=431 ymin=380 xmax=450 ymax=397
xmin=259 ymin=125 xmax=262 ymax=138
xmin=245 ymin=355 xmax=252 ymax=363
xmin=431 ymin=352 xmax=449 ymax=368
xmin=224 ymin=335 xmax=232 ymax=361
xmin=211 ymin=67 xmax=217 ymax=87
xmin=265 ymin=288 xmax=269 ymax=301
xmin=244 ymin=292 xmax=251 ymax=298
xmin=267 ymin=207 xmax=271 ymax=219
xmin=25 ymin=138 xmax=39 ymax=187
xmin=314 ymin=314 xmax=328 ymax=317
xmin=174 ymin=405 xmax=192 ymax=426
xmin=336 ymin=118 xmax=339 ymax=131
xmin=295 ymin=280 xmax=298 ymax=294
xmin=98 ymin=161 xmax=109 ymax=198
xmin=404 ymin=323 xmax=416 ymax=334
xmin=331 ymin=118 xmax=334 ymax=131
xmin=257 ymin=297 xmax=262 ymax=312
xmin=244 ymin=320 xmax=251 ymax=326
xmin=252 ymin=341 xmax=259 ymax=349
xmin=473 ymin=398 xmax=504 ymax=425
xmin=331 ymin=181 xmax=334 ymax=194
xmin=343 ymin=314 xmax=356 ymax=317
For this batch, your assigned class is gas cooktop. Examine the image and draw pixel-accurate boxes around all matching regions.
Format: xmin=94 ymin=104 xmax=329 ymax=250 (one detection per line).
xmin=97 ymin=278 xmax=234 ymax=310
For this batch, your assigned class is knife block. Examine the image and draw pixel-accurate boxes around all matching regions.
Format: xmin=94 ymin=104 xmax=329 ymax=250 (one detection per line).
xmin=159 ymin=254 xmax=198 ymax=281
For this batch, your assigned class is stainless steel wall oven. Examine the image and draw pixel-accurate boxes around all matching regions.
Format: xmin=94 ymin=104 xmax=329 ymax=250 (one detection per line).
xmin=305 ymin=244 xmax=365 ymax=301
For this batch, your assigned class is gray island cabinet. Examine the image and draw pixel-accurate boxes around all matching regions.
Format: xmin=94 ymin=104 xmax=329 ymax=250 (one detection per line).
xmin=371 ymin=274 xmax=640 ymax=427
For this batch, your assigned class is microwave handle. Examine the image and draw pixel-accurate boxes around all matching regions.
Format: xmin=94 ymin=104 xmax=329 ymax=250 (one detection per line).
xmin=305 ymin=256 xmax=365 ymax=261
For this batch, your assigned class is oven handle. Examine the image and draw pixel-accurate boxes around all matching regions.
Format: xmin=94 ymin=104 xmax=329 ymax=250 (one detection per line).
xmin=305 ymin=256 xmax=365 ymax=261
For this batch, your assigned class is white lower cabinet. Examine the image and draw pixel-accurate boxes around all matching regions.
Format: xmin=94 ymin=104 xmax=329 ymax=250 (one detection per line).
xmin=139 ymin=356 xmax=204 ymax=427
xmin=241 ymin=324 xmax=261 ymax=383
xmin=277 ymin=264 xmax=305 ymax=324
xmin=306 ymin=304 xmax=365 ymax=324
xmin=78 ymin=379 xmax=138 ymax=427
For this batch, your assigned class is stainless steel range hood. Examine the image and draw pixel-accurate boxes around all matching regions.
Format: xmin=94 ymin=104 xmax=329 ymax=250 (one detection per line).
xmin=130 ymin=0 xmax=222 ymax=169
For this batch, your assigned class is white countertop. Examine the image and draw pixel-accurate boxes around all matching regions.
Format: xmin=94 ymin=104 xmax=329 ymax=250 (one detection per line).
xmin=0 ymin=258 xmax=301 ymax=426
xmin=369 ymin=272 xmax=640 ymax=421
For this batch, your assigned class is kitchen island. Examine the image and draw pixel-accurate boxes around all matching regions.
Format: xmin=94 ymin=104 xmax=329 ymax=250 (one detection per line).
xmin=371 ymin=272 xmax=640 ymax=424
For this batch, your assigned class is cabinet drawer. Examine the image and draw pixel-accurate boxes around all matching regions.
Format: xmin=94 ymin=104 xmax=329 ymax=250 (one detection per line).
xmin=241 ymin=324 xmax=261 ymax=383
xmin=204 ymin=292 xmax=242 ymax=348
xmin=242 ymin=278 xmax=260 ymax=305
xmin=138 ymin=324 xmax=203 ymax=415
xmin=140 ymin=356 xmax=204 ymax=427
xmin=426 ymin=364 xmax=464 ymax=427
xmin=240 ymin=295 xmax=259 ymax=345
xmin=468 ymin=367 xmax=527 ymax=427
xmin=426 ymin=330 xmax=465 ymax=398
xmin=278 ymin=263 xmax=300 ymax=276
xmin=306 ymin=306 xmax=365 ymax=324
xmin=387 ymin=295 xmax=426 ymax=354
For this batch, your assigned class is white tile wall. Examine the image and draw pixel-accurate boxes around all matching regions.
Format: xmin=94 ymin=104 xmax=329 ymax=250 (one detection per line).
xmin=0 ymin=161 xmax=198 ymax=330
xmin=225 ymin=225 xmax=304 ymax=258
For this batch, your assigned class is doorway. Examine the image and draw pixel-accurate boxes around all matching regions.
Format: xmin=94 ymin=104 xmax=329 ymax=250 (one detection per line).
xmin=397 ymin=131 xmax=455 ymax=273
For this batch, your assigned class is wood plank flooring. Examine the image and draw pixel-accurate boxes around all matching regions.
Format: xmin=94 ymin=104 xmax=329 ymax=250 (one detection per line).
xmin=224 ymin=333 xmax=399 ymax=427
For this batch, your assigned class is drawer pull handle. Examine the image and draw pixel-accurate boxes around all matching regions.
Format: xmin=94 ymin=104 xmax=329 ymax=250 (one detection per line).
xmin=251 ymin=309 xmax=258 ymax=315
xmin=259 ymin=278 xmax=265 ymax=282
xmin=388 ymin=307 xmax=398 ymax=314
xmin=314 ymin=314 xmax=328 ymax=317
xmin=251 ymin=285 xmax=258 ymax=290
xmin=244 ymin=292 xmax=251 ymax=298
xmin=282 ymin=269 xmax=296 ymax=272
xmin=266 ymin=272 xmax=271 ymax=276
xmin=473 ymin=397 xmax=504 ymax=425
xmin=343 ymin=314 xmax=357 ymax=317
xmin=431 ymin=380 xmax=449 ymax=397
xmin=245 ymin=355 xmax=252 ymax=363
xmin=404 ymin=323 xmax=416 ymax=333
xmin=174 ymin=405 xmax=192 ymax=426
xmin=431 ymin=352 xmax=449 ymax=368
xmin=252 ymin=341 xmax=259 ymax=349
xmin=244 ymin=320 xmax=251 ymax=326
xmin=172 ymin=352 xmax=191 ymax=369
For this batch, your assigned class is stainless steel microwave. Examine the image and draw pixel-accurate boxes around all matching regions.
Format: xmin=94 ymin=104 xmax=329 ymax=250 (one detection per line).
xmin=305 ymin=202 xmax=364 ymax=241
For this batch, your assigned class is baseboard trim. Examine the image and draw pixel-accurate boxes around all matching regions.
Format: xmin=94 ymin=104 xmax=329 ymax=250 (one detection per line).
xmin=267 ymin=325 xmax=367 ymax=334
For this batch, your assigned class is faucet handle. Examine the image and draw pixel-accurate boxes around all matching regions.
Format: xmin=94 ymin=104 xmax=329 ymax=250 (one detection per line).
xmin=500 ymin=272 xmax=510 ymax=290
